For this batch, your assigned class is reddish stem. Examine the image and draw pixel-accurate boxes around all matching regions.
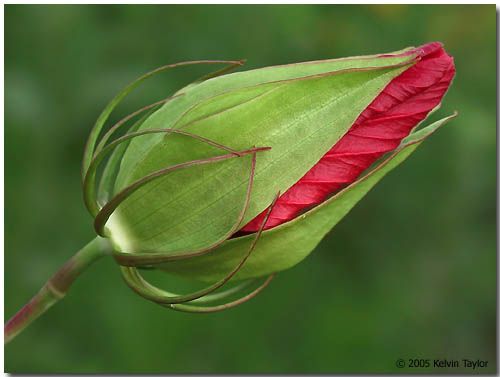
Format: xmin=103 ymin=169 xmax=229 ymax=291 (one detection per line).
xmin=4 ymin=237 xmax=111 ymax=344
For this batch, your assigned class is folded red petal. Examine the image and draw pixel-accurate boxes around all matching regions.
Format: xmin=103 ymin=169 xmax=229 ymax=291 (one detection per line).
xmin=242 ymin=42 xmax=455 ymax=232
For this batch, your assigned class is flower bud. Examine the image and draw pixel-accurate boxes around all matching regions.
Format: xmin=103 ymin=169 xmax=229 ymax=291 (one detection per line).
xmin=83 ymin=43 xmax=455 ymax=311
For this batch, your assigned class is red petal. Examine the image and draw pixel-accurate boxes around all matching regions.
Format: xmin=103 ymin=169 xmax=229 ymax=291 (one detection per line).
xmin=241 ymin=42 xmax=455 ymax=233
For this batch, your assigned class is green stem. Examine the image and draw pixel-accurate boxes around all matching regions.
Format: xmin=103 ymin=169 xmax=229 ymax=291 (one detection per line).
xmin=4 ymin=237 xmax=112 ymax=344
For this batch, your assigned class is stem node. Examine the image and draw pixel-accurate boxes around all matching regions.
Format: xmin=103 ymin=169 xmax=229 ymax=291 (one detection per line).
xmin=4 ymin=237 xmax=112 ymax=344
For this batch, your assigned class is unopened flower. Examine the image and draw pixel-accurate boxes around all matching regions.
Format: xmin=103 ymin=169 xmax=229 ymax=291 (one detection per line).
xmin=88 ymin=40 xmax=454 ymax=285
xmin=5 ymin=43 xmax=456 ymax=343
xmin=88 ymin=42 xmax=455 ymax=310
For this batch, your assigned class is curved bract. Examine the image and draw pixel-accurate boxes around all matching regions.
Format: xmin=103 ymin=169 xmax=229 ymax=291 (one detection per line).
xmin=81 ymin=59 xmax=246 ymax=181
xmin=119 ymin=193 xmax=279 ymax=309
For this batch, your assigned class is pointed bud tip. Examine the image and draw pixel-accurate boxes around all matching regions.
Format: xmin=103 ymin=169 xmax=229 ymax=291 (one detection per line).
xmin=414 ymin=41 xmax=445 ymax=57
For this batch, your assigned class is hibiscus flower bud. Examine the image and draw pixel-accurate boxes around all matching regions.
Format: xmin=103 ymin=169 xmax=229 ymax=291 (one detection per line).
xmin=82 ymin=42 xmax=455 ymax=311
xmin=4 ymin=43 xmax=457 ymax=346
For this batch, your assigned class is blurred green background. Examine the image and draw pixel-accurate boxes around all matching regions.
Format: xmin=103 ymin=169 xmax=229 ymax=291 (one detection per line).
xmin=5 ymin=4 xmax=496 ymax=373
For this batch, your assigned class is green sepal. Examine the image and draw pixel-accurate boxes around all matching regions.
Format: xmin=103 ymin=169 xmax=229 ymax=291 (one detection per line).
xmin=106 ymin=52 xmax=419 ymax=255
xmin=157 ymin=113 xmax=457 ymax=283
xmin=97 ymin=108 xmax=158 ymax=205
